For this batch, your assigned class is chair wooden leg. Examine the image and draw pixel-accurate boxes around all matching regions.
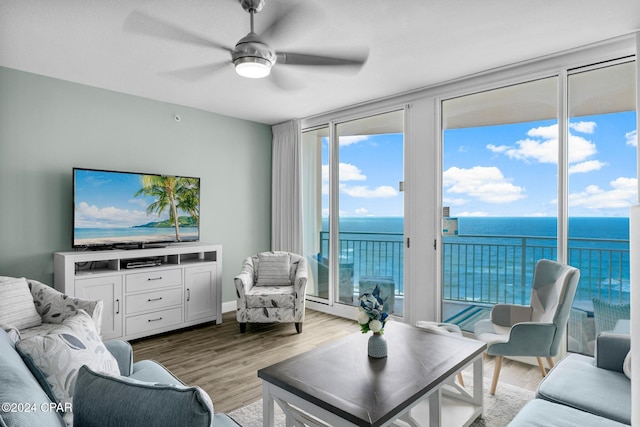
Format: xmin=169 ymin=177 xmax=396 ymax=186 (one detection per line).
xmin=490 ymin=356 xmax=503 ymax=395
xmin=546 ymin=357 xmax=555 ymax=371
xmin=536 ymin=357 xmax=547 ymax=376
xmin=239 ymin=323 xmax=246 ymax=333
xmin=295 ymin=322 xmax=302 ymax=334
xmin=457 ymin=372 xmax=465 ymax=387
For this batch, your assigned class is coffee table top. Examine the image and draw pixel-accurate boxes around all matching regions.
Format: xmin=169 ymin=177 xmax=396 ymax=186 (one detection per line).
xmin=258 ymin=321 xmax=486 ymax=427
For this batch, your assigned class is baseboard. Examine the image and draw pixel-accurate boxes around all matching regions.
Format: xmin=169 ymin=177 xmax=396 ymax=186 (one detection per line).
xmin=222 ymin=300 xmax=236 ymax=314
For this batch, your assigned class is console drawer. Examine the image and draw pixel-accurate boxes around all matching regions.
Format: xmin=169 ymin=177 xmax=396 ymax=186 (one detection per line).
xmin=125 ymin=287 xmax=182 ymax=315
xmin=125 ymin=307 xmax=182 ymax=336
xmin=126 ymin=268 xmax=182 ymax=292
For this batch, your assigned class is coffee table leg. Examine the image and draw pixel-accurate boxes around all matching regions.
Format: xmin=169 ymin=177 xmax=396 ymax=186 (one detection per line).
xmin=263 ymin=383 xmax=275 ymax=427
xmin=428 ymin=388 xmax=441 ymax=426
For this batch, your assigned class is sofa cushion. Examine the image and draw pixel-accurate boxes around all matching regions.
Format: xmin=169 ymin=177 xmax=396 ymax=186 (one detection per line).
xmin=16 ymin=310 xmax=120 ymax=426
xmin=256 ymin=252 xmax=292 ymax=286
xmin=0 ymin=328 xmax=66 ymax=427
xmin=508 ymin=399 xmax=629 ymax=427
xmin=73 ymin=365 xmax=215 ymax=427
xmin=536 ymin=353 xmax=631 ymax=425
xmin=0 ymin=277 xmax=42 ymax=330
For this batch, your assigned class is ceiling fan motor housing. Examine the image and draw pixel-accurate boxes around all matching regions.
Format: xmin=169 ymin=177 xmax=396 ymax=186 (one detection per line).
xmin=232 ymin=32 xmax=276 ymax=67
xmin=239 ymin=0 xmax=265 ymax=13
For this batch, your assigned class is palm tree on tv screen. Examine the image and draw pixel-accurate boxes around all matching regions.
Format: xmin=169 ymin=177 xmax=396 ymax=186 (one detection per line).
xmin=135 ymin=175 xmax=200 ymax=241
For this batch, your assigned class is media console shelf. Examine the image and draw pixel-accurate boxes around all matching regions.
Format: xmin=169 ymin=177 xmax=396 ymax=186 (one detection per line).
xmin=54 ymin=243 xmax=222 ymax=341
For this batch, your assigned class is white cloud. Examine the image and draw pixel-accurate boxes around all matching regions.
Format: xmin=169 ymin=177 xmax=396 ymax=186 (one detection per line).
xmin=443 ymin=197 xmax=467 ymax=206
xmin=569 ymin=121 xmax=597 ymax=134
xmin=339 ymin=135 xmax=369 ymax=147
xmin=569 ymin=177 xmax=638 ymax=210
xmin=75 ymin=201 xmax=154 ymax=228
xmin=355 ymin=208 xmax=370 ymax=215
xmin=569 ymin=160 xmax=607 ymax=174
xmin=340 ymin=184 xmax=398 ymax=198
xmin=443 ymin=166 xmax=526 ymax=203
xmin=626 ymin=129 xmax=637 ymax=147
xmin=487 ymin=123 xmax=598 ymax=165
xmin=322 ymin=163 xmax=367 ymax=183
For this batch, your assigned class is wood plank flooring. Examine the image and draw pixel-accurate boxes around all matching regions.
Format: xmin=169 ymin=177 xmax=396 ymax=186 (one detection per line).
xmin=131 ymin=309 xmax=543 ymax=414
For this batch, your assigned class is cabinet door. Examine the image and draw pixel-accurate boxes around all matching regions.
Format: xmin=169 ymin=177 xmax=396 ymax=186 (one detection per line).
xmin=184 ymin=264 xmax=217 ymax=322
xmin=75 ymin=275 xmax=123 ymax=340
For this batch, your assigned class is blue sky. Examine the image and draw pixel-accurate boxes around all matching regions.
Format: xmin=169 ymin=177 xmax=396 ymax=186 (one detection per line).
xmin=322 ymin=111 xmax=637 ymax=218
xmin=75 ymin=170 xmax=169 ymax=228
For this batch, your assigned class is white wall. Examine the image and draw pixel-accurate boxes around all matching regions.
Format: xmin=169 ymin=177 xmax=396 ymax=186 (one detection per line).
xmin=0 ymin=66 xmax=273 ymax=304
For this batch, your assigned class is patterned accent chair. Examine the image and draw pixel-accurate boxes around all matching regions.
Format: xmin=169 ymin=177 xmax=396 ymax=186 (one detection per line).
xmin=234 ymin=251 xmax=308 ymax=333
xmin=474 ymin=259 xmax=580 ymax=394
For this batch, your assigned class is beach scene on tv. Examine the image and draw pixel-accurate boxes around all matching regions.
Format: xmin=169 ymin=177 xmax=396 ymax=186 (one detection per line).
xmin=74 ymin=169 xmax=200 ymax=247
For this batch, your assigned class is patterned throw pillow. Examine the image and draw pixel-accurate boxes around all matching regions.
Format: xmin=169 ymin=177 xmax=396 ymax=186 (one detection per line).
xmin=16 ymin=310 xmax=120 ymax=426
xmin=0 ymin=277 xmax=42 ymax=330
xmin=256 ymin=253 xmax=292 ymax=286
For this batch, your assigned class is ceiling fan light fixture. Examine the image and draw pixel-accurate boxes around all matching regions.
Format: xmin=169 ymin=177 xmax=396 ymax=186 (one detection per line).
xmin=234 ymin=56 xmax=272 ymax=78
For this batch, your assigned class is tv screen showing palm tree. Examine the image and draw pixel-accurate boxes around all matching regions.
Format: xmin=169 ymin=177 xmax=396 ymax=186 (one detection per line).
xmin=73 ymin=168 xmax=200 ymax=248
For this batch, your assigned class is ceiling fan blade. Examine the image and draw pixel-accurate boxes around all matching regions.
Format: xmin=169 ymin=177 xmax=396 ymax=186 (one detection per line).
xmin=260 ymin=2 xmax=323 ymax=46
xmin=124 ymin=10 xmax=232 ymax=53
xmin=158 ymin=62 xmax=232 ymax=81
xmin=276 ymin=49 xmax=369 ymax=69
xmin=269 ymin=67 xmax=306 ymax=91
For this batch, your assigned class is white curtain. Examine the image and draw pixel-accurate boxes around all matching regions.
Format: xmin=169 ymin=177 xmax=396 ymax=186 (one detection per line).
xmin=271 ymin=120 xmax=302 ymax=254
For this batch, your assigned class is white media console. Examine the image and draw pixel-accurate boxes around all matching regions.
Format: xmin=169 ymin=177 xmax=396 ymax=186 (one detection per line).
xmin=54 ymin=243 xmax=222 ymax=341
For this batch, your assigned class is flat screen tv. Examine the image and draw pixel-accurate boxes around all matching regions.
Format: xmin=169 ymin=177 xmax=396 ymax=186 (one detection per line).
xmin=73 ymin=168 xmax=200 ymax=248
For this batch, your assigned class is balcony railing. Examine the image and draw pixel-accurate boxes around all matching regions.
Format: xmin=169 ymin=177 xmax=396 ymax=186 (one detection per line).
xmin=319 ymin=231 xmax=404 ymax=295
xmin=443 ymin=234 xmax=630 ymax=307
xmin=319 ymin=231 xmax=631 ymax=308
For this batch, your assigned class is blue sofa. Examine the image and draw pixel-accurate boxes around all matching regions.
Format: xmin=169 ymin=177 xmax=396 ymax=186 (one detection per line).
xmin=0 ymin=327 xmax=240 ymax=427
xmin=509 ymin=332 xmax=631 ymax=426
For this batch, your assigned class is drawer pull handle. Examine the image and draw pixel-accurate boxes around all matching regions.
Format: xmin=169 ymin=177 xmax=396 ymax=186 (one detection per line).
xmin=115 ymin=299 xmax=120 ymax=315
xmin=147 ymin=297 xmax=163 ymax=302
xmin=147 ymin=277 xmax=163 ymax=281
xmin=186 ymin=288 xmax=191 ymax=302
xmin=148 ymin=317 xmax=163 ymax=322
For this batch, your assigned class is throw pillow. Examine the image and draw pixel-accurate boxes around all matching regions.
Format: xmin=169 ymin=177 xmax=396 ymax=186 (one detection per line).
xmin=28 ymin=279 xmax=99 ymax=326
xmin=0 ymin=277 xmax=42 ymax=330
xmin=623 ymin=351 xmax=631 ymax=379
xmin=16 ymin=310 xmax=120 ymax=426
xmin=256 ymin=252 xmax=292 ymax=286
xmin=73 ymin=365 xmax=214 ymax=427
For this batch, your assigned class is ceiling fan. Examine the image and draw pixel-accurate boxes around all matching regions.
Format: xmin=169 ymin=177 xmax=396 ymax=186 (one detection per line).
xmin=124 ymin=0 xmax=368 ymax=82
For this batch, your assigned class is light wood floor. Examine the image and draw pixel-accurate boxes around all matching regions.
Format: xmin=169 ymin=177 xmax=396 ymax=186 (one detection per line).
xmin=131 ymin=309 xmax=543 ymax=414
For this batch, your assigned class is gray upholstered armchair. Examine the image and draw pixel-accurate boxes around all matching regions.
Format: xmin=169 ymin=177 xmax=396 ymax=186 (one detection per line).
xmin=474 ymin=259 xmax=580 ymax=394
xmin=234 ymin=251 xmax=308 ymax=333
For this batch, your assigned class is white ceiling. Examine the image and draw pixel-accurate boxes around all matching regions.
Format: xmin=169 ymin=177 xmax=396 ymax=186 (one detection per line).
xmin=1 ymin=0 xmax=639 ymax=125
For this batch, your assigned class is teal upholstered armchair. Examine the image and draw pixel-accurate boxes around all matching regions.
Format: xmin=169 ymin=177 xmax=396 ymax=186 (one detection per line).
xmin=474 ymin=259 xmax=580 ymax=394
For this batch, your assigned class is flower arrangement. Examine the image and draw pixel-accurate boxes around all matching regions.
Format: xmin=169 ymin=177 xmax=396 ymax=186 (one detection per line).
xmin=357 ymin=285 xmax=389 ymax=335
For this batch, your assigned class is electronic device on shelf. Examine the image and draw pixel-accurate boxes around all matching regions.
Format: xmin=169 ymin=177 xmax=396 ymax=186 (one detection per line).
xmin=73 ymin=167 xmax=201 ymax=249
xmin=121 ymin=258 xmax=163 ymax=269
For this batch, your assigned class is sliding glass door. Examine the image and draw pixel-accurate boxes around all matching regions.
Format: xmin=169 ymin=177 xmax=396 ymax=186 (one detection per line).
xmin=439 ymin=59 xmax=637 ymax=357
xmin=441 ymin=77 xmax=559 ymax=331
xmin=567 ymin=60 xmax=637 ymax=354
xmin=302 ymin=110 xmax=405 ymax=317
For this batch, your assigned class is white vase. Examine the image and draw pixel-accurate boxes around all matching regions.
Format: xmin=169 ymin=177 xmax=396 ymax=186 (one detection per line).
xmin=368 ymin=332 xmax=387 ymax=358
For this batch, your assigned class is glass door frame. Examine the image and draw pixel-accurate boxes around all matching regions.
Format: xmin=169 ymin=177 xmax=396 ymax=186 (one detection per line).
xmin=303 ymin=106 xmax=408 ymax=321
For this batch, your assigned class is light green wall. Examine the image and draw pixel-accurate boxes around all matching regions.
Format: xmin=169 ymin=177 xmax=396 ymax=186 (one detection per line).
xmin=0 ymin=66 xmax=272 ymax=304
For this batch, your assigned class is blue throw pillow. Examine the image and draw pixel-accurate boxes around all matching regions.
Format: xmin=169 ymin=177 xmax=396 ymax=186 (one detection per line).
xmin=73 ymin=365 xmax=214 ymax=427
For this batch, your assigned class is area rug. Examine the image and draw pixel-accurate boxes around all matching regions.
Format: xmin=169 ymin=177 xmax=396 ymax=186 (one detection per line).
xmin=228 ymin=374 xmax=534 ymax=426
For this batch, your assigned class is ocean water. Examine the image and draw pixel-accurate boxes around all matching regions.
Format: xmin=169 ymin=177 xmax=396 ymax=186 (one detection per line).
xmin=320 ymin=216 xmax=631 ymax=305
xmin=74 ymin=227 xmax=199 ymax=240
